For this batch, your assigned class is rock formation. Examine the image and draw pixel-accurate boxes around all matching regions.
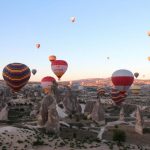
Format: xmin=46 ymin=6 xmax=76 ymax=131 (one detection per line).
xmin=0 ymin=104 xmax=9 ymax=120
xmin=38 ymin=81 xmax=60 ymax=134
xmin=135 ymin=106 xmax=144 ymax=135
xmin=84 ymin=100 xmax=96 ymax=116
xmin=91 ymin=100 xmax=105 ymax=125
xmin=119 ymin=106 xmax=125 ymax=121
xmin=63 ymin=87 xmax=81 ymax=116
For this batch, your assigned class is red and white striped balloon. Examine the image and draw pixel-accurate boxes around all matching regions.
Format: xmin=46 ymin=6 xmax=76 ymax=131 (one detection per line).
xmin=111 ymin=69 xmax=134 ymax=94
xmin=97 ymin=87 xmax=106 ymax=96
xmin=41 ymin=76 xmax=56 ymax=89
xmin=51 ymin=60 xmax=68 ymax=80
xmin=111 ymin=88 xmax=127 ymax=105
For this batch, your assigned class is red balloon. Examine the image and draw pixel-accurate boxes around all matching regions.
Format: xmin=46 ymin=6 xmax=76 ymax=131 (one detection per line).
xmin=36 ymin=43 xmax=40 ymax=48
xmin=41 ymin=76 xmax=56 ymax=89
xmin=111 ymin=88 xmax=127 ymax=105
xmin=97 ymin=87 xmax=106 ymax=96
xmin=51 ymin=60 xmax=68 ymax=80
xmin=111 ymin=69 xmax=134 ymax=94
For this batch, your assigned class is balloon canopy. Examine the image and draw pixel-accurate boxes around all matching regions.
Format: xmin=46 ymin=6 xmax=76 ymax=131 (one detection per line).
xmin=97 ymin=87 xmax=106 ymax=96
xmin=111 ymin=88 xmax=127 ymax=105
xmin=49 ymin=55 xmax=56 ymax=62
xmin=70 ymin=17 xmax=76 ymax=22
xmin=3 ymin=63 xmax=31 ymax=92
xmin=41 ymin=76 xmax=56 ymax=93
xmin=130 ymin=85 xmax=141 ymax=95
xmin=36 ymin=43 xmax=40 ymax=48
xmin=134 ymin=72 xmax=139 ymax=78
xmin=32 ymin=69 xmax=37 ymax=75
xmin=111 ymin=69 xmax=134 ymax=94
xmin=51 ymin=60 xmax=68 ymax=80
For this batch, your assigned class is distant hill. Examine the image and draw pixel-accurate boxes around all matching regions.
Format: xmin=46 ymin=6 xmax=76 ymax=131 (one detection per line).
xmin=1 ymin=78 xmax=150 ymax=87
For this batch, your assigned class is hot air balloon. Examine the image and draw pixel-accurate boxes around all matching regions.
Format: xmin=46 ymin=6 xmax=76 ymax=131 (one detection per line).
xmin=111 ymin=69 xmax=134 ymax=94
xmin=36 ymin=43 xmax=40 ymax=48
xmin=70 ymin=17 xmax=76 ymax=22
xmin=51 ymin=60 xmax=68 ymax=80
xmin=134 ymin=72 xmax=139 ymax=78
xmin=97 ymin=87 xmax=106 ymax=97
xmin=3 ymin=63 xmax=31 ymax=92
xmin=148 ymin=57 xmax=150 ymax=61
xmin=32 ymin=69 xmax=37 ymax=75
xmin=49 ymin=55 xmax=56 ymax=62
xmin=130 ymin=85 xmax=141 ymax=95
xmin=41 ymin=76 xmax=56 ymax=94
xmin=111 ymin=88 xmax=127 ymax=105
xmin=148 ymin=31 xmax=150 ymax=36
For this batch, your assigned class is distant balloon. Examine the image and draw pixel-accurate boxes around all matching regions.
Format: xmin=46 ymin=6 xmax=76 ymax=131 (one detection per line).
xmin=134 ymin=72 xmax=139 ymax=78
xmin=51 ymin=60 xmax=68 ymax=80
xmin=111 ymin=69 xmax=134 ymax=94
xmin=41 ymin=76 xmax=56 ymax=93
xmin=111 ymin=88 xmax=127 ymax=105
xmin=36 ymin=43 xmax=40 ymax=48
xmin=70 ymin=17 xmax=76 ymax=23
xmin=148 ymin=57 xmax=150 ymax=61
xmin=3 ymin=63 xmax=31 ymax=92
xmin=97 ymin=87 xmax=106 ymax=97
xmin=130 ymin=85 xmax=141 ymax=95
xmin=147 ymin=31 xmax=150 ymax=36
xmin=49 ymin=55 xmax=56 ymax=62
xmin=32 ymin=69 xmax=37 ymax=75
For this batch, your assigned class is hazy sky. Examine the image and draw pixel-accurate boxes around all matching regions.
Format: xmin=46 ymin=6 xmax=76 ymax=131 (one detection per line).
xmin=0 ymin=0 xmax=150 ymax=81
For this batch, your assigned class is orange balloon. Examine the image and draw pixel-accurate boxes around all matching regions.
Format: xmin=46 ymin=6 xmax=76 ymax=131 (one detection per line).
xmin=148 ymin=57 xmax=150 ymax=61
xmin=49 ymin=55 xmax=56 ymax=62
xmin=148 ymin=31 xmax=150 ymax=36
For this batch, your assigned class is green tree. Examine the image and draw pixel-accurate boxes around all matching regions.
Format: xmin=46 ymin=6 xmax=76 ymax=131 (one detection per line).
xmin=113 ymin=129 xmax=126 ymax=144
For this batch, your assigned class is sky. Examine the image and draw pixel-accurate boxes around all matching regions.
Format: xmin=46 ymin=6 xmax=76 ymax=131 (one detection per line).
xmin=0 ymin=0 xmax=150 ymax=81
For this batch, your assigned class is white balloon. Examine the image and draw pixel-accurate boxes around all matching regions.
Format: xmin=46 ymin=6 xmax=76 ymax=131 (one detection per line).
xmin=70 ymin=17 xmax=76 ymax=22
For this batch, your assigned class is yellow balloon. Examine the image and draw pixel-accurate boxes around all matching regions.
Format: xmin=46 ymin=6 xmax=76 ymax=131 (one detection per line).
xmin=130 ymin=85 xmax=141 ymax=95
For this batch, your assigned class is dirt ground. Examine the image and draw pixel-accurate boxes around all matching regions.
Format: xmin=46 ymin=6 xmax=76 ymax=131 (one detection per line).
xmin=102 ymin=124 xmax=150 ymax=146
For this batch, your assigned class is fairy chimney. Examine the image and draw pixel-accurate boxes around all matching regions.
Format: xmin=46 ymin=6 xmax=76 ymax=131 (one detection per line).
xmin=91 ymin=100 xmax=105 ymax=125
xmin=119 ymin=107 xmax=125 ymax=121
xmin=135 ymin=106 xmax=144 ymax=135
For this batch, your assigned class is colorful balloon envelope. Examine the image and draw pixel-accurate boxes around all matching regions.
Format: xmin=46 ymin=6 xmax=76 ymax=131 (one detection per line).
xmin=2 ymin=63 xmax=31 ymax=92
xmin=41 ymin=76 xmax=56 ymax=93
xmin=51 ymin=60 xmax=68 ymax=80
xmin=49 ymin=55 xmax=56 ymax=62
xmin=97 ymin=87 xmax=106 ymax=96
xmin=36 ymin=43 xmax=40 ymax=48
xmin=111 ymin=88 xmax=127 ymax=105
xmin=130 ymin=85 xmax=141 ymax=95
xmin=32 ymin=69 xmax=37 ymax=75
xmin=111 ymin=69 xmax=134 ymax=94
